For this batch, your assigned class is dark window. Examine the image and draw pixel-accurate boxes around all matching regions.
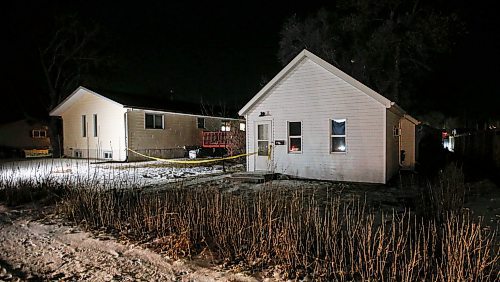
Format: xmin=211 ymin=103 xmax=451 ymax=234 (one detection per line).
xmin=288 ymin=121 xmax=302 ymax=152
xmin=82 ymin=115 xmax=87 ymax=137
xmin=331 ymin=119 xmax=346 ymax=152
xmin=32 ymin=130 xmax=47 ymax=138
xmin=145 ymin=113 xmax=163 ymax=129
xmin=197 ymin=118 xmax=205 ymax=129
xmin=93 ymin=114 xmax=98 ymax=137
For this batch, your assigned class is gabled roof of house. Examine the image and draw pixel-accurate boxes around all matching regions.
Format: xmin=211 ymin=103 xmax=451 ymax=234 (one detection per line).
xmin=238 ymin=49 xmax=402 ymax=116
xmin=50 ymin=86 xmax=238 ymax=118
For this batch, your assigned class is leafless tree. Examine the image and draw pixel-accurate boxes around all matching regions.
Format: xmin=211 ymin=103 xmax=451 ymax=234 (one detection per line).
xmin=39 ymin=14 xmax=105 ymax=156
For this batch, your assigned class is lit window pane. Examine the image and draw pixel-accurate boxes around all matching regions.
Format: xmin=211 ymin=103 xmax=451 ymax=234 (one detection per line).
xmin=332 ymin=119 xmax=346 ymax=135
xmin=289 ymin=137 xmax=301 ymax=152
xmin=289 ymin=122 xmax=301 ymax=136
xmin=332 ymin=137 xmax=346 ymax=152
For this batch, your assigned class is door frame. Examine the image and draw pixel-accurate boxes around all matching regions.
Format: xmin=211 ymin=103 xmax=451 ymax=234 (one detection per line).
xmin=254 ymin=119 xmax=273 ymax=171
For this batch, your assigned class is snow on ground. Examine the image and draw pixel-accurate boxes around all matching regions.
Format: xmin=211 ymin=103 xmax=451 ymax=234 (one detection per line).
xmin=0 ymin=205 xmax=260 ymax=281
xmin=0 ymin=158 xmax=238 ymax=189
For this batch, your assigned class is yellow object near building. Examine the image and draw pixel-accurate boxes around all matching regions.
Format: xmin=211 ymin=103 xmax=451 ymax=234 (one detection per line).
xmin=24 ymin=149 xmax=52 ymax=158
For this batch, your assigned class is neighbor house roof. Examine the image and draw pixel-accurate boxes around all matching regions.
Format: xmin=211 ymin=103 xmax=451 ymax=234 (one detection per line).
xmin=49 ymin=86 xmax=239 ymax=119
xmin=238 ymin=49 xmax=406 ymax=117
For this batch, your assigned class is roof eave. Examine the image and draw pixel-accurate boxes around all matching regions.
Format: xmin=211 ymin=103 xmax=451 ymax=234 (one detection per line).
xmin=49 ymin=86 xmax=124 ymax=116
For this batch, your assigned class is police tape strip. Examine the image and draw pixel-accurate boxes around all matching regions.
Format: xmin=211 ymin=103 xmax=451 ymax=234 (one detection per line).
xmin=127 ymin=148 xmax=257 ymax=164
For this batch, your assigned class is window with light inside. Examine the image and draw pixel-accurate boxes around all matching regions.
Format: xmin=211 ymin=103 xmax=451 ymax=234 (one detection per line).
xmin=288 ymin=121 xmax=302 ymax=152
xmin=221 ymin=121 xmax=230 ymax=132
xmin=331 ymin=119 xmax=346 ymax=152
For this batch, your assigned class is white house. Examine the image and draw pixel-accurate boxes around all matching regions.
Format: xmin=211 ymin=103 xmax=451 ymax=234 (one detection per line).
xmin=239 ymin=50 xmax=419 ymax=183
xmin=50 ymin=86 xmax=241 ymax=161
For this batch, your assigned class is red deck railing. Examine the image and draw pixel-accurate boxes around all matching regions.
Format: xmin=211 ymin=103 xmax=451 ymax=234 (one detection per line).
xmin=202 ymin=131 xmax=228 ymax=148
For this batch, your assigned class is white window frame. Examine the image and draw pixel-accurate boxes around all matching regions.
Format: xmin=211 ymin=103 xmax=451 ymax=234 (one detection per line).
xmin=221 ymin=120 xmax=231 ymax=132
xmin=32 ymin=129 xmax=47 ymax=138
xmin=197 ymin=117 xmax=205 ymax=129
xmin=287 ymin=121 xmax=302 ymax=153
xmin=103 ymin=151 xmax=113 ymax=159
xmin=330 ymin=118 xmax=347 ymax=153
xmin=393 ymin=126 xmax=401 ymax=137
xmin=145 ymin=113 xmax=164 ymax=129
xmin=74 ymin=150 xmax=83 ymax=158
xmin=239 ymin=122 xmax=246 ymax=131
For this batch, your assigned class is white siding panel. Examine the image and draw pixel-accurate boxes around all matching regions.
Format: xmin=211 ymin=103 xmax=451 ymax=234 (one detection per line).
xmin=61 ymin=91 xmax=127 ymax=161
xmin=246 ymin=58 xmax=387 ymax=183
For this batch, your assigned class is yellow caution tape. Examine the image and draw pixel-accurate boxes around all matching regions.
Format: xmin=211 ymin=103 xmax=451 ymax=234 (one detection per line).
xmin=127 ymin=148 xmax=256 ymax=164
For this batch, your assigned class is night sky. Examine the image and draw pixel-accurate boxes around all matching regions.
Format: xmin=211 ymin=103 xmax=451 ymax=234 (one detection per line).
xmin=3 ymin=1 xmax=499 ymax=124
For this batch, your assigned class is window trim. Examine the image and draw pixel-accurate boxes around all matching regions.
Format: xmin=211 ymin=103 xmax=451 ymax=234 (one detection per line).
xmin=197 ymin=117 xmax=205 ymax=129
xmin=221 ymin=120 xmax=231 ymax=132
xmin=330 ymin=118 xmax=347 ymax=154
xmin=144 ymin=113 xmax=164 ymax=129
xmin=287 ymin=121 xmax=302 ymax=154
xmin=74 ymin=150 xmax=83 ymax=158
xmin=103 ymin=151 xmax=113 ymax=159
xmin=32 ymin=129 xmax=47 ymax=138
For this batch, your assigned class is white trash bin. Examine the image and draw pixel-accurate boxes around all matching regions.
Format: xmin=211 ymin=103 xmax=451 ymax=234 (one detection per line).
xmin=189 ymin=150 xmax=197 ymax=159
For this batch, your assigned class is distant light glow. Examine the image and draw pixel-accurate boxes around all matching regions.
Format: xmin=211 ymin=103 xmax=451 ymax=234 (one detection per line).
xmin=337 ymin=145 xmax=346 ymax=152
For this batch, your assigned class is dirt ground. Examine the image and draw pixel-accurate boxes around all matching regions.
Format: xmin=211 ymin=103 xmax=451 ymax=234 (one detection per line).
xmin=0 ymin=204 xmax=261 ymax=282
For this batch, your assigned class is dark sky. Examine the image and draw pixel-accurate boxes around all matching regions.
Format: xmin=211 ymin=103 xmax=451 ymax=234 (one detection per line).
xmin=3 ymin=0 xmax=499 ymax=123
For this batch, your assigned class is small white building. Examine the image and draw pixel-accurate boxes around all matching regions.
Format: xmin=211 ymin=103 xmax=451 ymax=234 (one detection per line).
xmin=50 ymin=86 xmax=240 ymax=161
xmin=239 ymin=50 xmax=419 ymax=183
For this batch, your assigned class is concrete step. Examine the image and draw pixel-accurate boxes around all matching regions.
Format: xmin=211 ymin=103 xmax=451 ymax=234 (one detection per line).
xmin=230 ymin=172 xmax=275 ymax=183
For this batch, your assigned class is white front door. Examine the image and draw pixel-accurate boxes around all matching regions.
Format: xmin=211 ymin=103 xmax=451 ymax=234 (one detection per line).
xmin=255 ymin=121 xmax=272 ymax=171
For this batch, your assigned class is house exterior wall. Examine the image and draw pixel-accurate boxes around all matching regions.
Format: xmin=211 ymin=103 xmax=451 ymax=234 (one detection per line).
xmin=400 ymin=117 xmax=416 ymax=170
xmin=60 ymin=91 xmax=127 ymax=161
xmin=246 ymin=58 xmax=387 ymax=183
xmin=126 ymin=109 xmax=224 ymax=161
xmin=386 ymin=110 xmax=401 ymax=182
xmin=0 ymin=120 xmax=51 ymax=150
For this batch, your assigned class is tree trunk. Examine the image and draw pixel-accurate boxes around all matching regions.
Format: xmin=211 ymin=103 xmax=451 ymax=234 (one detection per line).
xmin=48 ymin=116 xmax=63 ymax=158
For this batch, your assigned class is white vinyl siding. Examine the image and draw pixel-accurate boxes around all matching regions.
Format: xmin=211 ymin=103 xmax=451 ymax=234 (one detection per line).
xmin=60 ymin=90 xmax=127 ymax=160
xmin=246 ymin=58 xmax=387 ymax=183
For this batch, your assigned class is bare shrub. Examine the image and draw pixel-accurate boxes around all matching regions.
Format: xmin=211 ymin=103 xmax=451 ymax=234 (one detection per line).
xmin=57 ymin=184 xmax=499 ymax=281
xmin=419 ymin=163 xmax=468 ymax=221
